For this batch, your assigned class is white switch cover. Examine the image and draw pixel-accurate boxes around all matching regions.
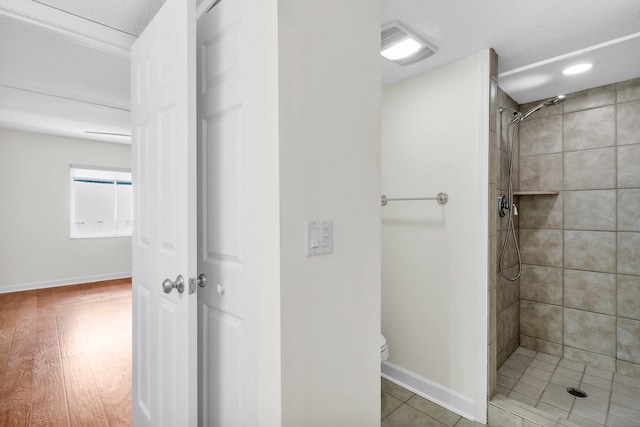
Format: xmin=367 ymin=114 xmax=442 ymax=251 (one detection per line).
xmin=305 ymin=220 xmax=332 ymax=256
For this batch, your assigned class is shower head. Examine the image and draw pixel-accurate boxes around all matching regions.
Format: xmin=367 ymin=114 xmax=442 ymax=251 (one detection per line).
xmin=519 ymin=95 xmax=566 ymax=122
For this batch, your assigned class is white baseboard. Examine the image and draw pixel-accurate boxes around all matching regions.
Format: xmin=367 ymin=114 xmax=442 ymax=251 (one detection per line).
xmin=0 ymin=272 xmax=132 ymax=294
xmin=382 ymin=361 xmax=479 ymax=422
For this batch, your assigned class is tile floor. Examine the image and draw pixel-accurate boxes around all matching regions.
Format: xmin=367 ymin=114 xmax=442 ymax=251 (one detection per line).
xmin=498 ymin=347 xmax=640 ymax=427
xmin=381 ymin=378 xmax=484 ymax=427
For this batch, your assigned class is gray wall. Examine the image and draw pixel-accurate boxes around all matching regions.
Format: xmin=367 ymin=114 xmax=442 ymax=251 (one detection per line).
xmin=517 ymin=77 xmax=640 ymax=378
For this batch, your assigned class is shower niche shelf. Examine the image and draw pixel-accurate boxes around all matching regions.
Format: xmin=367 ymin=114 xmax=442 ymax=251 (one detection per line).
xmin=513 ymin=191 xmax=559 ymax=196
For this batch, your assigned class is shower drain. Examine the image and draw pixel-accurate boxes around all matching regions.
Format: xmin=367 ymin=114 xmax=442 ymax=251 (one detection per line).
xmin=566 ymin=387 xmax=588 ymax=398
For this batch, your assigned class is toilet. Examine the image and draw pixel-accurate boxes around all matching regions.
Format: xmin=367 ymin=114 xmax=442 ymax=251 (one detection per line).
xmin=380 ymin=334 xmax=389 ymax=362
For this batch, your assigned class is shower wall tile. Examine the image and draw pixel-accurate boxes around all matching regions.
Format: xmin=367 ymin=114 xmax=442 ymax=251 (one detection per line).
xmin=489 ymin=184 xmax=497 ymax=237
xmin=617 ymin=318 xmax=640 ymax=364
xmin=618 ymin=189 xmax=640 ymax=231
xmin=520 ymin=229 xmax=563 ymax=267
xmin=618 ymin=232 xmax=640 ymax=276
xmin=497 ymin=273 xmax=520 ymax=312
xmin=564 ymin=147 xmax=616 ymax=190
xmin=564 ymin=230 xmax=616 ymax=273
xmin=563 ymin=84 xmax=616 ymax=113
xmin=520 ymin=335 xmax=563 ymax=357
xmin=617 ymin=144 xmax=640 ymax=188
xmin=490 ymin=287 xmax=497 ymax=343
xmin=563 ymin=190 xmax=616 ymax=231
xmin=563 ymin=106 xmax=616 ymax=151
xmin=498 ymin=301 xmax=519 ymax=354
xmin=520 ymin=300 xmax=562 ymax=344
xmin=617 ymin=100 xmax=640 ymax=146
xmin=563 ymin=346 xmax=616 ymax=372
xmin=489 ymin=132 xmax=497 ymax=186
xmin=518 ymin=193 xmax=563 ymax=229
xmin=490 ymin=49 xmax=499 ymax=81
xmin=564 ymin=269 xmax=616 ymax=315
xmin=520 ymin=153 xmax=563 ymax=191
xmin=616 ymin=77 xmax=640 ymax=103
xmin=618 ymin=275 xmax=640 ymax=321
xmin=519 ymin=115 xmax=562 ymax=156
xmin=564 ymin=308 xmax=616 ymax=357
xmin=520 ymin=264 xmax=563 ymax=305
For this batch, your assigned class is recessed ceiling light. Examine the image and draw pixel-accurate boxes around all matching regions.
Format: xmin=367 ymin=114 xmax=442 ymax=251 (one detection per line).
xmin=381 ymin=22 xmax=437 ymax=66
xmin=562 ymin=63 xmax=593 ymax=75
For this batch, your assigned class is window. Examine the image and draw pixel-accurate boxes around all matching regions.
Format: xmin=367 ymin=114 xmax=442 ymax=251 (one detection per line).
xmin=70 ymin=165 xmax=133 ymax=238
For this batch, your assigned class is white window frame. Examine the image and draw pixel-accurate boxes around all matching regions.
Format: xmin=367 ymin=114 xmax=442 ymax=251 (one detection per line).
xmin=70 ymin=165 xmax=133 ymax=239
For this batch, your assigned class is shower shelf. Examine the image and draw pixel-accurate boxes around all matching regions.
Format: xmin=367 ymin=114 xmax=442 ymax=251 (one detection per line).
xmin=513 ymin=191 xmax=559 ymax=196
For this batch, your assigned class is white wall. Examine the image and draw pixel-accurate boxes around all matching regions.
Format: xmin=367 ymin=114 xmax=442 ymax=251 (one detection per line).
xmin=0 ymin=128 xmax=132 ymax=291
xmin=381 ymin=52 xmax=489 ymax=421
xmin=277 ymin=1 xmax=381 ymax=426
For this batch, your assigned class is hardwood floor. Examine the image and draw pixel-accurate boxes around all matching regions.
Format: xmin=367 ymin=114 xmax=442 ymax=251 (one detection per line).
xmin=0 ymin=279 xmax=132 ymax=426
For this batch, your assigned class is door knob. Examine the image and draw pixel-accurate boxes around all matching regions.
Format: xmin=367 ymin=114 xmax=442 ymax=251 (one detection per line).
xmin=162 ymin=275 xmax=185 ymax=294
xmin=197 ymin=273 xmax=208 ymax=288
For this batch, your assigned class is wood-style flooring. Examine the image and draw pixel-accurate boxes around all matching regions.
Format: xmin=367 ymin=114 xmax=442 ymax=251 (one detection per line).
xmin=0 ymin=279 xmax=132 ymax=426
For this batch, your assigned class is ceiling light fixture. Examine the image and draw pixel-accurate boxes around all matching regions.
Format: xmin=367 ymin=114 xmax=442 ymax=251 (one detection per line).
xmin=562 ymin=62 xmax=593 ymax=75
xmin=381 ymin=22 xmax=437 ymax=66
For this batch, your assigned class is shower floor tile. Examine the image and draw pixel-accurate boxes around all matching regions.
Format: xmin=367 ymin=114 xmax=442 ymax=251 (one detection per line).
xmin=501 ymin=347 xmax=640 ymax=426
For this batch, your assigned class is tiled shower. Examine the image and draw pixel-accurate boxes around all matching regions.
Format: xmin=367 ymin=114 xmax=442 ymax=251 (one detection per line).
xmin=494 ymin=77 xmax=640 ymax=380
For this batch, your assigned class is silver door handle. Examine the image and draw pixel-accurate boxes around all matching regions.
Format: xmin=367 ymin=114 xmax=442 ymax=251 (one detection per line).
xmin=163 ymin=275 xmax=184 ymax=294
xmin=197 ymin=273 xmax=208 ymax=288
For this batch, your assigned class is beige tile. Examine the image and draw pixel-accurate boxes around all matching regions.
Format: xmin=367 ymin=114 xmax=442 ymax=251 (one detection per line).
xmin=567 ymin=413 xmax=604 ymax=427
xmin=618 ymin=232 xmax=640 ymax=275
xmin=617 ymin=318 xmax=640 ymax=364
xmin=607 ymin=414 xmax=640 ymax=427
xmin=617 ymin=100 xmax=640 ymax=146
xmin=618 ymin=275 xmax=640 ymax=321
xmin=504 ymin=353 xmax=534 ymax=372
xmin=524 ymin=365 xmax=553 ymax=381
xmin=382 ymin=378 xmax=414 ymax=402
xmin=490 ymin=287 xmax=497 ymax=342
xmin=519 ymin=373 xmax=548 ymax=390
xmin=498 ymin=373 xmax=517 ymax=388
xmin=563 ymin=190 xmax=616 ymax=231
xmin=563 ymin=84 xmax=616 ymax=113
xmin=490 ymin=49 xmax=499 ymax=82
xmin=613 ymin=379 xmax=640 ymax=398
xmin=581 ymin=374 xmax=612 ymax=391
xmin=499 ymin=365 xmax=524 ymax=381
xmin=520 ymin=229 xmax=563 ymax=267
xmin=559 ymin=358 xmax=586 ymax=372
xmin=617 ymin=77 xmax=640 ymax=103
xmin=563 ymin=269 xmax=616 ymax=315
xmin=508 ymin=390 xmax=538 ymax=407
xmin=616 ymin=360 xmax=640 ymax=380
xmin=406 ymin=395 xmax=461 ymax=426
xmin=488 ymin=404 xmax=524 ymax=427
xmin=564 ymin=231 xmax=616 ymax=273
xmin=564 ymin=147 xmax=616 ymax=190
xmin=530 ymin=359 xmax=557 ymax=373
xmin=564 ymin=106 xmax=616 ymax=151
xmin=520 ymin=265 xmax=563 ymax=305
xmin=489 ymin=341 xmax=497 ymax=396
xmin=571 ymin=399 xmax=607 ymax=424
xmin=382 ymin=391 xmax=404 ymax=419
xmin=609 ymin=403 xmax=640 ymax=426
xmin=564 ymin=308 xmax=616 ymax=357
xmin=585 ymin=365 xmax=614 ymax=381
xmin=520 ymin=336 xmax=562 ymax=357
xmin=454 ymin=418 xmax=485 ymax=427
xmin=382 ymin=403 xmax=448 ymax=427
xmin=516 ymin=347 xmax=538 ymax=358
xmin=520 ymin=301 xmax=562 ymax=343
xmin=563 ymin=347 xmax=615 ymax=372
xmin=534 ymin=352 xmax=560 ymax=365
xmin=618 ymin=189 xmax=640 ymax=232
xmin=618 ymin=144 xmax=640 ymax=188
xmin=520 ymin=115 xmax=562 ymax=157
xmin=550 ymin=372 xmax=580 ymax=388
xmin=490 ymin=81 xmax=498 ymax=133
xmin=539 ymin=383 xmax=575 ymax=411
xmin=520 ymin=154 xmax=563 ymax=192
xmin=518 ymin=193 xmax=563 ymax=229
xmin=536 ymin=402 xmax=569 ymax=420
xmin=613 ymin=371 xmax=640 ymax=388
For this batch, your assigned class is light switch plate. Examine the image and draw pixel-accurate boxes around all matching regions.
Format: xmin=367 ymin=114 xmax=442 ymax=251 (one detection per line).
xmin=305 ymin=220 xmax=332 ymax=256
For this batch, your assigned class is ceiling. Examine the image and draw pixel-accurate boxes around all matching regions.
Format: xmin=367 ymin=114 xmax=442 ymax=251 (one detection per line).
xmin=0 ymin=0 xmax=639 ymax=144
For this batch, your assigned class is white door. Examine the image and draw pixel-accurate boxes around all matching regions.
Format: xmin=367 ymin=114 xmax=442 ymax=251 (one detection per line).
xmin=197 ymin=0 xmax=257 ymax=425
xmin=131 ymin=0 xmax=197 ymax=425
